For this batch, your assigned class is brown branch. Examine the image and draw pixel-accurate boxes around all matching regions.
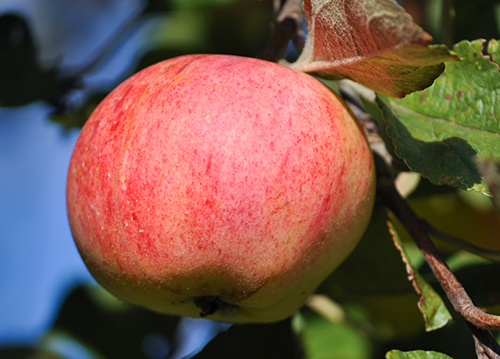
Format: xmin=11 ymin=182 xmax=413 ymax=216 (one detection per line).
xmin=262 ymin=0 xmax=304 ymax=62
xmin=376 ymin=169 xmax=500 ymax=358
xmin=465 ymin=321 xmax=500 ymax=359
xmin=377 ymin=174 xmax=500 ymax=331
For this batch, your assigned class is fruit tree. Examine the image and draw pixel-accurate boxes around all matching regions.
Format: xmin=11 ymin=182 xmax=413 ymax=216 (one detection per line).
xmin=1 ymin=0 xmax=500 ymax=358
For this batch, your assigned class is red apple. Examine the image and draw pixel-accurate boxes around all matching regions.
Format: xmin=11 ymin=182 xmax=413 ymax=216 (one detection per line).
xmin=66 ymin=54 xmax=376 ymax=323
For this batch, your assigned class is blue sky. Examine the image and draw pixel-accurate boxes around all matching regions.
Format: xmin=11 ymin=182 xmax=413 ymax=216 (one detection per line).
xmin=0 ymin=3 xmax=232 ymax=357
xmin=0 ymin=0 xmax=148 ymax=345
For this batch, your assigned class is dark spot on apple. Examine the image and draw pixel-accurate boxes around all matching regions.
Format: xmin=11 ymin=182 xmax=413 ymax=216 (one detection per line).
xmin=194 ymin=296 xmax=238 ymax=317
xmin=445 ymin=94 xmax=451 ymax=101
xmin=195 ymin=296 xmax=220 ymax=316
xmin=457 ymin=91 xmax=463 ymax=100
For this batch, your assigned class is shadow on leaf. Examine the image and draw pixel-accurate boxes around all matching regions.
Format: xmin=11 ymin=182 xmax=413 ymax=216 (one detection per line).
xmin=376 ymin=96 xmax=482 ymax=190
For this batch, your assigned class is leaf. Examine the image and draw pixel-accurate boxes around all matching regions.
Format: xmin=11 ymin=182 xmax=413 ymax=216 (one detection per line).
xmin=377 ymin=95 xmax=483 ymax=191
xmin=289 ymin=0 xmax=458 ymax=97
xmin=300 ymin=312 xmax=372 ymax=359
xmin=386 ymin=349 xmax=453 ymax=359
xmin=387 ymin=221 xmax=453 ymax=332
xmin=377 ymin=39 xmax=500 ymax=193
xmin=489 ymin=39 xmax=500 ymax=63
xmin=406 ymin=189 xmax=500 ymax=259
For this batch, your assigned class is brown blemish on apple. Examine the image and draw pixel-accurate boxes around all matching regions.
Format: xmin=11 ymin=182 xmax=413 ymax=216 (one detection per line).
xmin=205 ymin=153 xmax=213 ymax=175
xmin=194 ymin=296 xmax=239 ymax=317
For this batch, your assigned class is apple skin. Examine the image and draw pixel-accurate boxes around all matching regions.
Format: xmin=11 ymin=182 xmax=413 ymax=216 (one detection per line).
xmin=66 ymin=54 xmax=376 ymax=323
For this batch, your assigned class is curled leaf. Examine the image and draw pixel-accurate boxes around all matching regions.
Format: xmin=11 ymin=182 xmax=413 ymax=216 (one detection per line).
xmin=290 ymin=0 xmax=458 ymax=97
xmin=387 ymin=221 xmax=453 ymax=332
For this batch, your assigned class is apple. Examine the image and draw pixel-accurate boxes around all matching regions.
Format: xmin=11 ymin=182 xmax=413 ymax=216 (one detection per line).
xmin=66 ymin=54 xmax=376 ymax=323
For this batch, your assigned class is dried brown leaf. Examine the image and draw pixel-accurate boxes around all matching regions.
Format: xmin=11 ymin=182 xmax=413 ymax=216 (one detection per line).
xmin=290 ymin=0 xmax=459 ymax=97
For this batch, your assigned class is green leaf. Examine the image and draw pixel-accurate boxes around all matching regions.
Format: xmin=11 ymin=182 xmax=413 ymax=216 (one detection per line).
xmin=290 ymin=0 xmax=458 ymax=97
xmin=387 ymin=221 xmax=453 ymax=332
xmin=377 ymin=39 xmax=500 ymax=193
xmin=386 ymin=349 xmax=453 ymax=359
xmin=488 ymin=39 xmax=500 ymax=63
xmin=405 ymin=189 xmax=500 ymax=260
xmin=301 ymin=311 xmax=372 ymax=359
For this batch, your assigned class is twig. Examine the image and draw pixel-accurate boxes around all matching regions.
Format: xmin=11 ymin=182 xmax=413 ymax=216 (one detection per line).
xmin=48 ymin=5 xmax=145 ymax=112
xmin=376 ymin=169 xmax=500 ymax=357
xmin=421 ymin=220 xmax=500 ymax=262
xmin=377 ymin=174 xmax=500 ymax=331
xmin=465 ymin=321 xmax=500 ymax=359
xmin=262 ymin=0 xmax=304 ymax=62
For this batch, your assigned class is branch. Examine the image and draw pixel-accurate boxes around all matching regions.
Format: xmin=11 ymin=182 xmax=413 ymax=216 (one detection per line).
xmin=421 ymin=220 xmax=500 ymax=262
xmin=465 ymin=321 xmax=500 ymax=359
xmin=377 ymin=174 xmax=500 ymax=330
xmin=48 ymin=5 xmax=145 ymax=112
